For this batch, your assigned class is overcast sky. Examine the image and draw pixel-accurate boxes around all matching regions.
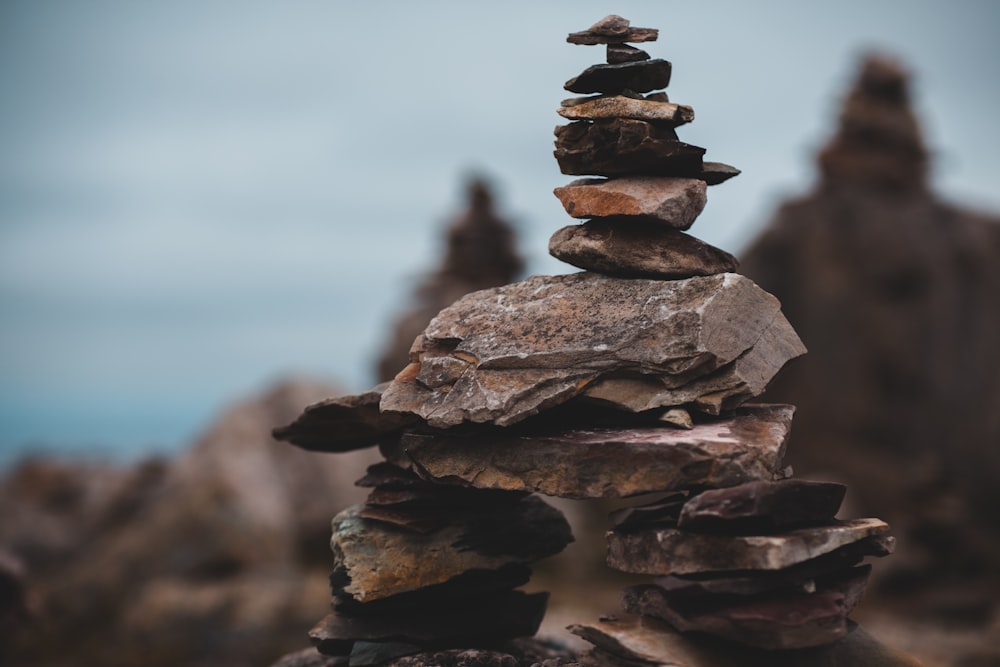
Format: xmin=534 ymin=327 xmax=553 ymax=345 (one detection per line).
xmin=1 ymin=1 xmax=998 ymax=463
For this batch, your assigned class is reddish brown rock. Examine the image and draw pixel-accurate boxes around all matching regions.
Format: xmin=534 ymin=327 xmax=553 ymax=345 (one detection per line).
xmin=557 ymin=96 xmax=693 ymax=125
xmin=554 ymin=120 xmax=705 ymax=177
xmin=380 ymin=405 xmax=794 ymax=499
xmin=678 ymin=479 xmax=847 ymax=532
xmin=564 ymin=59 xmax=672 ymax=95
xmin=607 ymin=518 xmax=891 ymax=576
xmin=553 ymin=177 xmax=707 ymax=228
xmin=548 ymin=219 xmax=738 ymax=278
xmin=567 ymin=16 xmax=658 ymax=45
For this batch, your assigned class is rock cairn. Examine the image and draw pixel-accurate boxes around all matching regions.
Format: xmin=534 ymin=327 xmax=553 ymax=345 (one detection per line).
xmin=273 ymin=15 xmax=898 ymax=667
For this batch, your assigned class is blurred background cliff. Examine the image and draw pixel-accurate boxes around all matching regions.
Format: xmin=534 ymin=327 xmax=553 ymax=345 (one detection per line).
xmin=2 ymin=2 xmax=999 ymax=666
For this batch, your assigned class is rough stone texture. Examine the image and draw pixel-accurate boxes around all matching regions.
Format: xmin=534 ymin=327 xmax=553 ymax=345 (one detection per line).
xmin=567 ymin=18 xmax=658 ymax=45
xmin=375 ymin=178 xmax=524 ymax=382
xmin=677 ymin=480 xmax=847 ymax=532
xmin=587 ymin=14 xmax=629 ymax=36
xmin=740 ymin=55 xmax=1000 ymax=619
xmin=570 ymin=614 xmax=923 ymax=666
xmin=330 ymin=497 xmax=571 ymax=602
xmin=272 ymin=386 xmax=420 ymax=453
xmin=564 ymin=60 xmax=672 ymax=95
xmin=553 ymin=177 xmax=707 ymax=228
xmin=554 ymin=120 xmax=705 ymax=177
xmin=549 ymin=220 xmax=738 ymax=279
xmin=380 ymin=405 xmax=794 ymax=499
xmin=623 ymin=566 xmax=870 ymax=649
xmin=607 ymin=518 xmax=891 ymax=575
xmin=557 ymin=96 xmax=693 ymax=124
xmin=308 ymin=590 xmax=547 ymax=652
xmin=607 ymin=44 xmax=649 ymax=64
xmin=380 ymin=273 xmax=795 ymax=427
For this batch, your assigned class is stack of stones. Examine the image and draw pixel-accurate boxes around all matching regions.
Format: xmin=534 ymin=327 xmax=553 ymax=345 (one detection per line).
xmin=273 ymin=15 xmax=898 ymax=667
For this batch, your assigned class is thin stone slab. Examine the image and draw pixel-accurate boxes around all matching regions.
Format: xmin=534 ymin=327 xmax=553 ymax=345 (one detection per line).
xmin=308 ymin=590 xmax=548 ymax=654
xmin=623 ymin=566 xmax=870 ymax=650
xmin=607 ymin=44 xmax=649 ymax=64
xmin=700 ymin=162 xmax=741 ymax=185
xmin=607 ymin=518 xmax=892 ymax=576
xmin=567 ymin=16 xmax=658 ymax=45
xmin=272 ymin=386 xmax=419 ymax=452
xmin=549 ymin=220 xmax=738 ymax=279
xmin=380 ymin=405 xmax=794 ymax=499
xmin=557 ymin=96 xmax=693 ymax=124
xmin=554 ymin=120 xmax=705 ymax=177
xmin=564 ymin=60 xmax=672 ymax=95
xmin=331 ymin=497 xmax=571 ymax=602
xmin=678 ymin=480 xmax=847 ymax=532
xmin=553 ymin=177 xmax=707 ymax=228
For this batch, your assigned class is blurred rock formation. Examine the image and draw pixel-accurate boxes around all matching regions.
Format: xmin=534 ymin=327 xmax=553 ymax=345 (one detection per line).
xmin=740 ymin=55 xmax=1000 ymax=631
xmin=0 ymin=378 xmax=380 ymax=667
xmin=375 ymin=177 xmax=524 ymax=382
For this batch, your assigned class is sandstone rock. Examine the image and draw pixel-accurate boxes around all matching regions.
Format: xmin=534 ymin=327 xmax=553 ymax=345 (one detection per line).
xmin=330 ymin=498 xmax=571 ymax=602
xmin=273 ymin=386 xmax=420 ymax=453
xmin=548 ymin=220 xmax=738 ymax=278
xmin=564 ymin=60 xmax=672 ymax=95
xmin=678 ymin=480 xmax=847 ymax=532
xmin=380 ymin=405 xmax=794 ymax=499
xmin=607 ymin=44 xmax=649 ymax=64
xmin=380 ymin=273 xmax=792 ymax=427
xmin=553 ymin=177 xmax=706 ymax=228
xmin=623 ymin=566 xmax=870 ymax=650
xmin=554 ymin=120 xmax=705 ymax=177
xmin=557 ymin=96 xmax=693 ymax=125
xmin=607 ymin=518 xmax=891 ymax=575
xmin=309 ymin=590 xmax=547 ymax=653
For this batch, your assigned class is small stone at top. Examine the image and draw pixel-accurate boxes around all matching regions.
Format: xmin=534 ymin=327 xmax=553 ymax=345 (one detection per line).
xmin=568 ymin=16 xmax=659 ymax=45
xmin=590 ymin=14 xmax=630 ymax=36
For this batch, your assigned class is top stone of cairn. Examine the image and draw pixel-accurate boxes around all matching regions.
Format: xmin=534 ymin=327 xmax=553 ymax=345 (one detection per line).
xmin=567 ymin=15 xmax=659 ymax=45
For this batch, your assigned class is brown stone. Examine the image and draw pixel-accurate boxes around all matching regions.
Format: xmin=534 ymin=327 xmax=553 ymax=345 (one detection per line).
xmin=331 ymin=498 xmax=571 ymax=602
xmin=379 ymin=273 xmax=792 ymax=427
xmin=554 ymin=120 xmax=705 ymax=177
xmin=623 ymin=566 xmax=871 ymax=650
xmin=607 ymin=518 xmax=892 ymax=576
xmin=557 ymin=96 xmax=693 ymax=125
xmin=272 ymin=386 xmax=420 ymax=453
xmin=700 ymin=162 xmax=741 ymax=185
xmin=548 ymin=220 xmax=738 ymax=279
xmin=567 ymin=27 xmax=658 ymax=46
xmin=553 ymin=177 xmax=706 ymax=228
xmin=678 ymin=479 xmax=847 ymax=532
xmin=308 ymin=590 xmax=548 ymax=653
xmin=609 ymin=494 xmax=689 ymax=531
xmin=564 ymin=60 xmax=672 ymax=95
xmin=588 ymin=14 xmax=630 ymax=36
xmin=380 ymin=405 xmax=794 ymax=499
xmin=607 ymin=44 xmax=649 ymax=64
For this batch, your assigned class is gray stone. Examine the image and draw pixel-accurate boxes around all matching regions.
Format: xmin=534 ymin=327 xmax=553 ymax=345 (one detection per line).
xmin=564 ymin=60 xmax=672 ymax=95
xmin=553 ymin=177 xmax=707 ymax=229
xmin=607 ymin=44 xmax=649 ymax=64
xmin=380 ymin=405 xmax=794 ymax=499
xmin=700 ymin=162 xmax=741 ymax=185
xmin=548 ymin=220 xmax=738 ymax=279
xmin=330 ymin=498 xmax=571 ymax=603
xmin=379 ymin=273 xmax=793 ymax=427
xmin=607 ymin=518 xmax=892 ymax=575
xmin=557 ymin=96 xmax=694 ymax=124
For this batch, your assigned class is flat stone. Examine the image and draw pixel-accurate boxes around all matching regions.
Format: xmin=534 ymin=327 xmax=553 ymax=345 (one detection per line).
xmin=330 ymin=497 xmax=572 ymax=602
xmin=380 ymin=405 xmax=794 ymax=499
xmin=567 ymin=27 xmax=658 ymax=46
xmin=548 ymin=220 xmax=738 ymax=278
xmin=700 ymin=162 xmax=741 ymax=185
xmin=380 ymin=273 xmax=789 ymax=427
xmin=607 ymin=44 xmax=649 ymax=64
xmin=308 ymin=590 xmax=548 ymax=652
xmin=569 ymin=614 xmax=923 ymax=667
xmin=607 ymin=518 xmax=892 ymax=576
xmin=565 ymin=60 xmax=672 ymax=95
xmin=272 ymin=387 xmax=419 ymax=453
xmin=557 ymin=96 xmax=693 ymax=125
xmin=554 ymin=120 xmax=705 ymax=177
xmin=554 ymin=177 xmax=706 ymax=228
xmin=678 ymin=480 xmax=847 ymax=532
xmin=588 ymin=14 xmax=630 ymax=36
xmin=623 ymin=566 xmax=870 ymax=650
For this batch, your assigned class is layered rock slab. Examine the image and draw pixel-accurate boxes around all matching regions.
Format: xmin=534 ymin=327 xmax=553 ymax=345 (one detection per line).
xmin=380 ymin=272 xmax=800 ymax=428
xmin=557 ymin=96 xmax=693 ymax=124
xmin=554 ymin=120 xmax=705 ymax=177
xmin=564 ymin=59 xmax=672 ymax=95
xmin=381 ymin=404 xmax=794 ymax=499
xmin=549 ymin=220 xmax=737 ymax=279
xmin=553 ymin=177 xmax=707 ymax=228
xmin=677 ymin=479 xmax=847 ymax=532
